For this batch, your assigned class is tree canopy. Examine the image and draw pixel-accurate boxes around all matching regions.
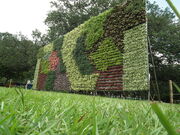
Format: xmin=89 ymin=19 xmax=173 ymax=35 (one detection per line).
xmin=147 ymin=2 xmax=180 ymax=81
xmin=0 ymin=32 xmax=39 ymax=82
xmin=147 ymin=1 xmax=180 ymax=100
xmin=31 ymin=29 xmax=49 ymax=46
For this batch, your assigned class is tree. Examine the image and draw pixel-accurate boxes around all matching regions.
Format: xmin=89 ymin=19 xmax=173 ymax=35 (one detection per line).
xmin=45 ymin=0 xmax=124 ymax=41
xmin=148 ymin=2 xmax=180 ymax=64
xmin=147 ymin=2 xmax=180 ymax=74
xmin=31 ymin=29 xmax=49 ymax=46
xmin=147 ymin=2 xmax=180 ymax=101
xmin=0 ymin=32 xmax=39 ymax=83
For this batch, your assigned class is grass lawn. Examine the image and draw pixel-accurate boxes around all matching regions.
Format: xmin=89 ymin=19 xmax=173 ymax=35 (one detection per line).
xmin=0 ymin=87 xmax=179 ymax=135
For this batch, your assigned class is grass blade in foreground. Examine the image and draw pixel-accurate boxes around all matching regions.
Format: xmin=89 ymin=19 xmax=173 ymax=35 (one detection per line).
xmin=172 ymin=82 xmax=180 ymax=93
xmin=166 ymin=0 xmax=180 ymax=19
xmin=151 ymin=103 xmax=178 ymax=135
xmin=0 ymin=87 xmax=179 ymax=134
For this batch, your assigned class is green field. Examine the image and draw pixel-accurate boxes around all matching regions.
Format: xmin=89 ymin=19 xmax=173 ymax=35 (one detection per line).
xmin=0 ymin=87 xmax=179 ymax=135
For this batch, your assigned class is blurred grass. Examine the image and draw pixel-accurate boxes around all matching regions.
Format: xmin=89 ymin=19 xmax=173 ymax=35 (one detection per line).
xmin=0 ymin=87 xmax=179 ymax=135
xmin=173 ymin=82 xmax=180 ymax=93
xmin=151 ymin=103 xmax=178 ymax=135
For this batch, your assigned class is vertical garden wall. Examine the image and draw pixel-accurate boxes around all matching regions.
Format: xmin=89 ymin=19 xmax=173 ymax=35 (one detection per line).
xmin=33 ymin=0 xmax=149 ymax=92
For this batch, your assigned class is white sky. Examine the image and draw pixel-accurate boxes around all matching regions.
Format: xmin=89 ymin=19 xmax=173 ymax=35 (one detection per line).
xmin=0 ymin=0 xmax=179 ymax=40
xmin=0 ymin=0 xmax=52 ymax=40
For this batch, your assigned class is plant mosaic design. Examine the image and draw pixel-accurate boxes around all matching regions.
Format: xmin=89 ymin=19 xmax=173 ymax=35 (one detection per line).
xmin=33 ymin=0 xmax=149 ymax=91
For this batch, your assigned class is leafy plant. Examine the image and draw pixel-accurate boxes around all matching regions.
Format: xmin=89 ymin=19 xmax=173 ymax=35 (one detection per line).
xmin=45 ymin=71 xmax=56 ymax=91
xmin=123 ymin=23 xmax=149 ymax=91
xmin=62 ymin=24 xmax=99 ymax=91
xmin=104 ymin=0 xmax=146 ymax=51
xmin=37 ymin=43 xmax=53 ymax=59
xmin=53 ymin=37 xmax=66 ymax=73
xmin=84 ymin=9 xmax=112 ymax=50
xmin=53 ymin=37 xmax=64 ymax=51
xmin=40 ymin=60 xmax=50 ymax=74
xmin=90 ymin=38 xmax=122 ymax=71
xmin=73 ymin=34 xmax=94 ymax=75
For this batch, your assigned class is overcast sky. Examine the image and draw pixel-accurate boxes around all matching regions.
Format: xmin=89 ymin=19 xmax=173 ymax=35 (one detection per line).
xmin=0 ymin=0 xmax=179 ymax=40
xmin=0 ymin=0 xmax=52 ymax=40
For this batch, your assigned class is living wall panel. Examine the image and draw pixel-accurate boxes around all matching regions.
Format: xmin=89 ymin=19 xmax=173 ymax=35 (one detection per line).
xmin=32 ymin=59 xmax=41 ymax=89
xmin=61 ymin=24 xmax=99 ymax=91
xmin=123 ymin=23 xmax=149 ymax=91
xmin=33 ymin=0 xmax=149 ymax=92
xmin=53 ymin=63 xmax=71 ymax=91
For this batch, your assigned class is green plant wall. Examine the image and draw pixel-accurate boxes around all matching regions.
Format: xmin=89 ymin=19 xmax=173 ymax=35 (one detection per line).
xmin=61 ymin=24 xmax=99 ymax=91
xmin=37 ymin=43 xmax=53 ymax=59
xmin=32 ymin=58 xmax=41 ymax=89
xmin=53 ymin=37 xmax=66 ymax=73
xmin=84 ymin=9 xmax=113 ymax=51
xmin=90 ymin=38 xmax=123 ymax=71
xmin=38 ymin=43 xmax=53 ymax=74
xmin=123 ymin=23 xmax=149 ymax=90
xmin=73 ymin=34 xmax=94 ymax=75
xmin=34 ymin=0 xmax=149 ymax=92
xmin=45 ymin=71 xmax=56 ymax=91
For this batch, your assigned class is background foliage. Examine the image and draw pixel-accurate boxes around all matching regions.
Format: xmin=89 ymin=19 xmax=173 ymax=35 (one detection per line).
xmin=0 ymin=32 xmax=39 ymax=83
xmin=147 ymin=2 xmax=180 ymax=101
